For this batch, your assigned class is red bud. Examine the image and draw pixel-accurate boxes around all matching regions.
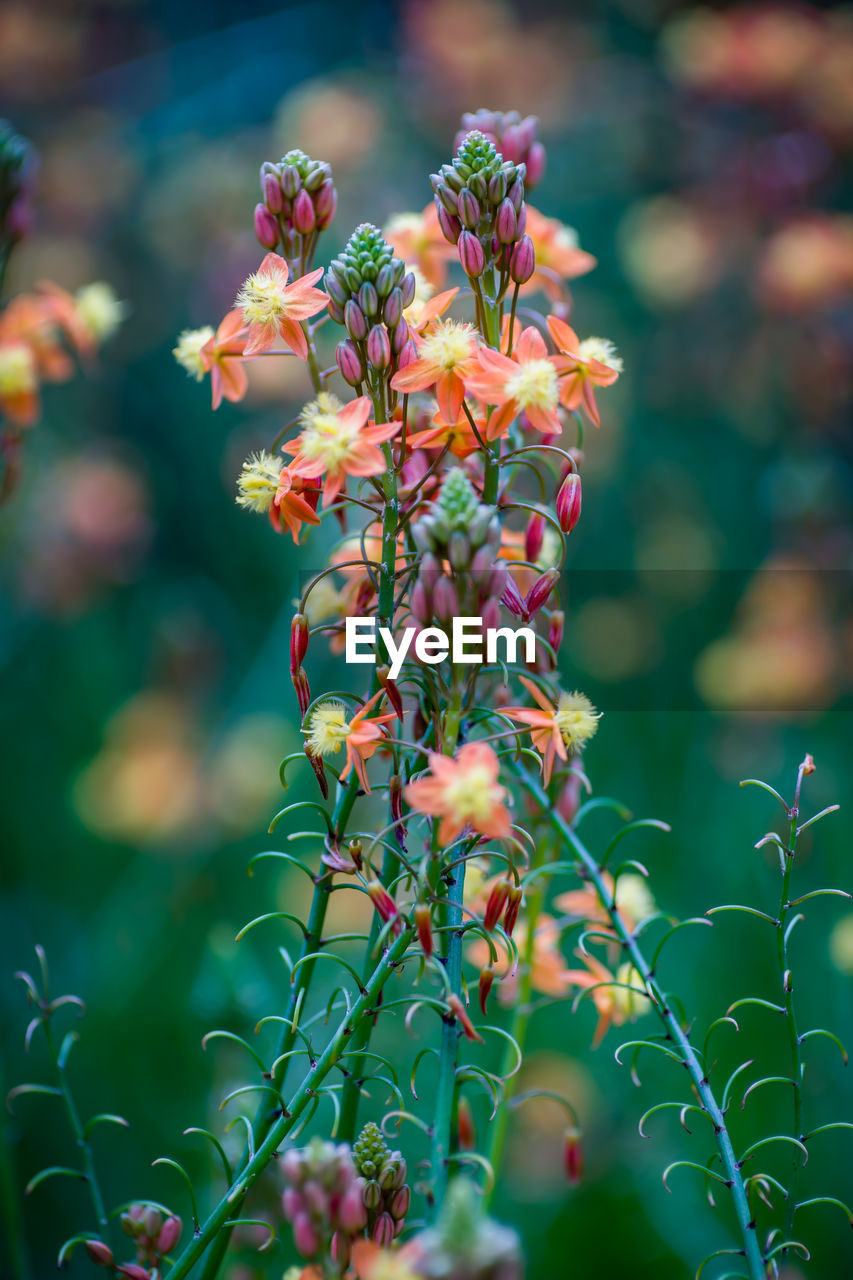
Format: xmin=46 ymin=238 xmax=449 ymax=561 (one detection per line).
xmin=503 ymin=885 xmax=523 ymax=937
xmin=447 ymin=993 xmax=484 ymax=1043
xmin=484 ymin=880 xmax=510 ymax=932
xmin=478 ymin=965 xmax=495 ymax=1014
xmin=525 ymin=512 xmax=545 ymax=563
xmin=414 ymin=904 xmax=434 ymax=958
xmin=524 ymin=568 xmax=560 ymax=618
xmin=457 ymin=1095 xmax=476 ymax=1150
xmin=290 ymin=612 xmax=309 ymax=673
xmin=85 ymin=1242 xmax=114 ymax=1267
xmin=556 ymin=473 xmax=582 ymax=534
xmin=292 ymin=189 xmax=316 ymax=234
xmin=563 ymin=1127 xmax=584 ymax=1185
xmin=367 ymin=880 xmax=401 ymax=933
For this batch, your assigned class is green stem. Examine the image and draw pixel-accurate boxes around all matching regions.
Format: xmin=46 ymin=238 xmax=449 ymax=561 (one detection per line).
xmin=42 ymin=1022 xmax=109 ymax=1236
xmin=166 ymin=928 xmax=414 ymax=1280
xmin=779 ymin=767 xmax=806 ymax=1250
xmin=516 ymin=767 xmax=766 ymax=1280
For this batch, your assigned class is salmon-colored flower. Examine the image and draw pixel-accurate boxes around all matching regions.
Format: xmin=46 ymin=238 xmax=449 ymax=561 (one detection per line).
xmin=390 ymin=318 xmax=480 ymax=421
xmin=283 ymin=394 xmax=400 ymax=507
xmin=351 ymin=1237 xmax=424 ymax=1280
xmin=563 ymin=952 xmax=650 ymax=1046
xmin=547 ymin=316 xmax=622 ymax=428
xmin=0 ymin=341 xmax=39 ymax=425
xmin=523 ymin=206 xmax=597 ymax=299
xmin=384 ymin=204 xmax=456 ymax=289
xmin=304 ymin=691 xmax=395 ymax=792
xmin=502 ymin=676 xmax=600 ymax=785
xmin=465 ymin=325 xmax=561 ymax=436
xmin=0 ymin=292 xmax=73 ymax=382
xmin=554 ymin=872 xmax=657 ymax=934
xmin=234 ymin=451 xmax=320 ymax=543
xmin=406 ymin=404 xmax=484 ymax=458
xmin=198 ymin=310 xmax=249 ymax=409
xmin=404 ymin=741 xmax=511 ymax=843
xmin=404 ymin=282 xmax=459 ymax=333
xmin=235 ymin=254 xmax=328 ymax=357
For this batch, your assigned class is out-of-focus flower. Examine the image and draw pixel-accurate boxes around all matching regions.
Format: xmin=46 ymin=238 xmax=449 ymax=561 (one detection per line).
xmin=283 ymin=394 xmax=399 ymax=506
xmin=404 ymin=742 xmax=511 ymax=843
xmin=235 ymin=254 xmax=327 ymax=357
xmin=548 ymin=317 xmax=622 ymax=428
xmin=0 ymin=340 xmax=38 ymax=423
xmin=661 ymin=7 xmax=823 ymax=100
xmin=73 ymin=281 xmax=126 ymax=343
xmin=274 ymin=80 xmax=381 ymax=171
xmin=350 ymin=1238 xmax=423 ymax=1280
xmin=829 ymin=914 xmax=853 ymax=976
xmin=523 ymin=206 xmax=596 ymax=299
xmin=618 ymin=196 xmax=722 ymax=308
xmin=304 ymin=692 xmax=395 ymax=792
xmin=563 ymin=953 xmax=650 ymax=1046
xmin=173 ymin=326 xmax=215 ymax=382
xmin=466 ymin=325 xmax=561 ymax=436
xmin=757 ymin=215 xmax=853 ymax=312
xmin=502 ymin=677 xmax=600 ymax=785
xmin=555 ymin=872 xmax=657 ymax=934
xmin=384 ymin=205 xmax=456 ymax=290
xmin=468 ymin=913 xmax=573 ymax=1003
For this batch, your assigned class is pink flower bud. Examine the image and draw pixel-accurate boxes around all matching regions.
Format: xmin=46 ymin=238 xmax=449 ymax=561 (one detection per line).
xmin=447 ymin=993 xmax=484 ymax=1043
xmin=313 ymin=180 xmax=337 ymax=227
xmin=556 ymin=473 xmax=582 ymax=534
xmin=526 ymin=140 xmax=547 ymax=188
xmin=372 ymin=1213 xmax=395 ymax=1246
xmin=331 ymin=1231 xmax=351 ymax=1267
xmin=501 ymin=574 xmax=526 ymax=618
xmin=290 ymin=611 xmax=309 ymax=673
xmin=496 ymin=197 xmax=517 ymax=245
xmin=433 ymin=575 xmax=459 ymax=620
xmin=525 ymin=512 xmax=545 ymax=563
xmin=254 ymin=204 xmax=279 ymax=250
xmin=391 ymin=318 xmax=410 ymax=353
xmin=283 ymin=1188 xmax=304 ymax=1220
xmin=292 ymin=1212 xmax=319 ymax=1258
xmin=516 ymin=202 xmax=528 ymax=237
xmin=262 ymin=172 xmax=283 ymax=213
xmin=437 ymin=203 xmax=462 ymax=245
xmin=367 ymin=324 xmax=391 ymax=370
xmin=457 ymin=188 xmax=481 ymax=229
xmin=85 ymin=1241 xmax=114 ymax=1267
xmin=458 ymin=230 xmax=485 ymax=277
xmin=396 ymin=336 xmax=418 ymax=370
xmin=338 ymin=1184 xmax=368 ymax=1232
xmin=389 ymin=1185 xmax=411 ymax=1220
xmin=548 ymin=609 xmax=564 ymax=655
xmin=293 ymin=188 xmax=316 ymax=233
xmin=525 ymin=568 xmax=560 ymax=618
xmin=156 ymin=1217 xmax=182 ymax=1254
xmin=303 ymin=1181 xmax=328 ymax=1217
xmin=336 ymin=339 xmax=365 ymax=387
xmin=481 ymin=597 xmax=501 ymax=632
xmin=281 ymin=1149 xmax=302 ymax=1185
xmin=509 ymin=234 xmax=535 ymax=284
xmin=410 ymin=580 xmax=431 ymax=625
xmin=345 ymin=300 xmax=368 ymax=341
xmin=118 ymin=1266 xmax=151 ymax=1280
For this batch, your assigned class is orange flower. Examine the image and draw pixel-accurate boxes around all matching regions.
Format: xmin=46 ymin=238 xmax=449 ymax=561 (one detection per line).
xmin=390 ymin=318 xmax=480 ymax=422
xmin=235 ymin=253 xmax=328 ymax=357
xmin=384 ymin=204 xmax=456 ymax=289
xmin=283 ymin=395 xmax=400 ymax=507
xmin=554 ymin=871 xmax=656 ymax=935
xmin=404 ymin=741 xmax=511 ymax=843
xmin=0 ymin=292 xmax=73 ymax=382
xmin=523 ymin=206 xmax=597 ymax=300
xmin=563 ymin=952 xmax=650 ymax=1046
xmin=547 ymin=316 xmax=622 ymax=429
xmin=199 ymin=310 xmax=249 ymax=410
xmin=465 ymin=325 xmax=561 ymax=436
xmin=0 ymin=340 xmax=39 ymax=425
xmin=406 ymin=404 xmax=484 ymax=458
xmin=501 ymin=677 xmax=600 ymax=785
xmin=271 ymin=466 xmax=321 ymax=542
xmin=304 ymin=690 xmax=395 ymax=793
xmin=351 ymin=1238 xmax=424 ymax=1280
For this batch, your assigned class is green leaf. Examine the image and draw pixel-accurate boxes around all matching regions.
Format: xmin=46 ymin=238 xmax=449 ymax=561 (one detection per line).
xmin=84 ymin=1113 xmax=130 ymax=1138
xmin=6 ymin=1083 xmax=63 ymax=1113
xmin=26 ymin=1165 xmax=85 ymax=1195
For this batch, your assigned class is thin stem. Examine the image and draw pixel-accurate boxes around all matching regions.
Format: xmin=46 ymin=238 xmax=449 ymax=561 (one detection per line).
xmin=516 ymin=766 xmax=766 ymax=1280
xmin=779 ymin=764 xmax=807 ymax=1250
xmin=42 ymin=1021 xmax=109 ymax=1236
xmin=165 ymin=928 xmax=415 ymax=1280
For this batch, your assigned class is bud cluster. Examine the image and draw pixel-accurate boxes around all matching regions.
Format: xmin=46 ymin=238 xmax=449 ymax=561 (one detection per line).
xmin=0 ymin=120 xmax=37 ymax=246
xmin=85 ymin=1204 xmax=183 ymax=1277
xmin=352 ymin=1121 xmax=411 ymax=1244
xmin=431 ymin=130 xmax=533 ymax=286
xmin=254 ymin=149 xmax=337 ymax=263
xmin=455 ymin=109 xmax=546 ymax=189
xmin=281 ymin=1137 xmax=366 ymax=1268
xmin=409 ymin=468 xmax=506 ymax=630
xmin=327 ymin=223 xmax=418 ymax=389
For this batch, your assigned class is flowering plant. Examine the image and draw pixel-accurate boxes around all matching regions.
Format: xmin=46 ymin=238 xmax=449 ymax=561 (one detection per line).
xmin=12 ymin=108 xmax=850 ymax=1280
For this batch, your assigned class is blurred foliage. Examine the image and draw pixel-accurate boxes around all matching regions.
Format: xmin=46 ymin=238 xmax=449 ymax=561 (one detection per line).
xmin=0 ymin=1 xmax=850 ymax=1278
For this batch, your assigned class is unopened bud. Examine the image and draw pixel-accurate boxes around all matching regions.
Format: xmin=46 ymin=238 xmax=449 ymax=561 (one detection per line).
xmin=525 ymin=568 xmax=560 ymax=617
xmin=556 ymin=473 xmax=582 ymax=534
xmin=363 ymin=1178 xmax=382 ymax=1210
xmin=496 ymin=198 xmax=518 ymax=244
xmin=367 ymin=880 xmax=400 ymax=931
xmin=337 ymin=339 xmax=365 ymax=387
xmin=254 ymin=203 xmax=279 ymax=250
xmin=293 ymin=666 xmax=311 ymax=717
xmin=314 ymin=180 xmax=337 ymax=228
xmin=331 ymin=1231 xmax=351 ymax=1267
xmin=526 ymin=140 xmax=547 ymax=188
xmin=85 ymin=1241 xmax=114 ymax=1267
xmin=504 ymin=885 xmax=523 ymax=937
xmin=414 ymin=903 xmax=434 ymax=958
xmin=510 ymin=234 xmax=535 ymax=284
xmin=458 ymin=230 xmax=485 ymax=278
xmin=437 ymin=204 xmax=462 ymax=245
xmin=262 ymin=171 xmax=284 ymax=213
xmin=563 ymin=1127 xmax=584 ymax=1185
xmin=457 ymin=188 xmax=481 ymax=229
xmin=397 ymin=336 xmax=418 ymax=370
xmin=501 ymin=574 xmax=526 ymax=619
xmin=433 ymin=575 xmax=459 ymax=620
xmin=118 ymin=1267 xmax=151 ymax=1280
xmin=525 ymin=512 xmax=545 ymax=563
xmin=157 ymin=1217 xmax=182 ymax=1254
xmin=548 ymin=609 xmax=564 ymax=655
xmin=484 ymin=880 xmax=510 ymax=932
xmin=478 ymin=965 xmax=496 ymax=1014
xmin=367 ymin=324 xmax=391 ymax=370
xmin=457 ymin=1096 xmax=476 ymax=1150
xmin=292 ymin=1212 xmax=319 ymax=1258
xmin=345 ymin=300 xmax=368 ymax=342
xmin=290 ymin=611 xmax=309 ymax=673
xmin=390 ymin=1184 xmax=411 ymax=1220
xmin=447 ymin=993 xmax=484 ymax=1043
xmin=372 ymin=1212 xmax=395 ymax=1246
xmin=338 ymin=1184 xmax=368 ymax=1232
xmin=292 ymin=189 xmax=316 ymax=234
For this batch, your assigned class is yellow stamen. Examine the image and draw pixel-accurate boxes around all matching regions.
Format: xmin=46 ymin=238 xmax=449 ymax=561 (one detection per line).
xmin=305 ymin=702 xmax=351 ymax=756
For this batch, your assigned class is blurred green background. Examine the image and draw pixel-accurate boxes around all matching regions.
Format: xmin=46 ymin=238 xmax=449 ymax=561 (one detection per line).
xmin=1 ymin=1 xmax=851 ymax=1277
